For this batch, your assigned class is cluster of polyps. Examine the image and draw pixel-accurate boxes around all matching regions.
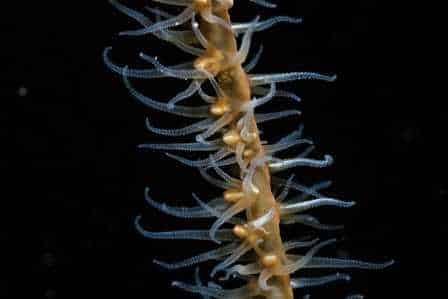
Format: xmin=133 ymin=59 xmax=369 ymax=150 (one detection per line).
xmin=104 ymin=0 xmax=393 ymax=298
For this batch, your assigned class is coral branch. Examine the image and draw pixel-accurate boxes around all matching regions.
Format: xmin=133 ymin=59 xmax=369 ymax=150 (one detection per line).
xmin=105 ymin=1 xmax=393 ymax=298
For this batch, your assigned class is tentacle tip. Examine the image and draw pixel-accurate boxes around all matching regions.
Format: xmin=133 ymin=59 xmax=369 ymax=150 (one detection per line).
xmin=386 ymin=259 xmax=395 ymax=267
xmin=153 ymin=259 xmax=172 ymax=270
xmin=337 ymin=273 xmax=351 ymax=281
xmin=209 ymin=229 xmax=222 ymax=244
xmin=165 ymin=152 xmax=175 ymax=159
xmin=153 ymin=259 xmax=162 ymax=265
xmin=134 ymin=215 xmax=144 ymax=232
xmin=211 ymin=238 xmax=222 ymax=245
xmin=195 ymin=135 xmax=209 ymax=145
xmin=325 ymin=154 xmax=335 ymax=164
xmin=138 ymin=52 xmax=144 ymax=58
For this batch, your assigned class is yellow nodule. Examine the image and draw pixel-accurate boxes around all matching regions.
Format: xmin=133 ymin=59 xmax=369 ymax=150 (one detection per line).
xmin=243 ymin=148 xmax=255 ymax=158
xmin=223 ymin=129 xmax=241 ymax=146
xmin=233 ymin=224 xmax=249 ymax=239
xmin=262 ymin=254 xmax=279 ymax=268
xmin=242 ymin=132 xmax=258 ymax=143
xmin=247 ymin=233 xmax=259 ymax=245
xmin=224 ymin=189 xmax=244 ymax=203
xmin=210 ymin=98 xmax=231 ymax=116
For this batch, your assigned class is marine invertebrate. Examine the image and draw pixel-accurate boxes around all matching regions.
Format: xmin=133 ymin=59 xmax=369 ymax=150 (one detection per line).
xmin=104 ymin=1 xmax=393 ymax=298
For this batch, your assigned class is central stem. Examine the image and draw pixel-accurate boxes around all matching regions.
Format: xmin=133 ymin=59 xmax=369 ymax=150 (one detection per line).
xmin=196 ymin=4 xmax=293 ymax=299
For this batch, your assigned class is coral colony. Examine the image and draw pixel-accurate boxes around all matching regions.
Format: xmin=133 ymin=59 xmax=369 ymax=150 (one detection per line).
xmin=104 ymin=1 xmax=393 ymax=298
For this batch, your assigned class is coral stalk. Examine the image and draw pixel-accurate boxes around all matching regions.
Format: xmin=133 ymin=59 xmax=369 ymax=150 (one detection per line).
xmin=195 ymin=4 xmax=292 ymax=297
xmin=104 ymin=1 xmax=393 ymax=298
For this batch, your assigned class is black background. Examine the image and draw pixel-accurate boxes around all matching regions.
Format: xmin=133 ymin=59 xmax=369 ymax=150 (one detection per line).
xmin=1 ymin=1 xmax=444 ymax=299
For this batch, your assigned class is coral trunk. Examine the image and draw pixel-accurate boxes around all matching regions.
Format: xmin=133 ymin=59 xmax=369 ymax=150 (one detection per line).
xmin=198 ymin=5 xmax=293 ymax=299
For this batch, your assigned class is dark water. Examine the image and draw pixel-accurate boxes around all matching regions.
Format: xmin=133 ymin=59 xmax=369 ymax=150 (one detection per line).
xmin=1 ymin=1 xmax=443 ymax=298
